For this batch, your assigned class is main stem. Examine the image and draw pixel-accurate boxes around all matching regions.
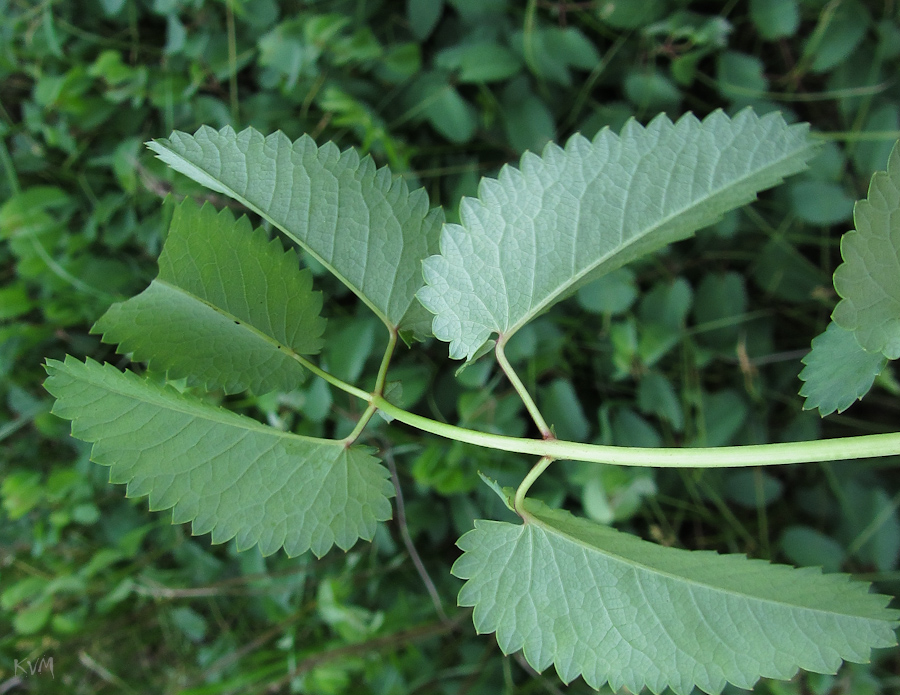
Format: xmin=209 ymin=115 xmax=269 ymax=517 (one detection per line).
xmin=314 ymin=331 xmax=900 ymax=469
xmin=371 ymin=394 xmax=900 ymax=468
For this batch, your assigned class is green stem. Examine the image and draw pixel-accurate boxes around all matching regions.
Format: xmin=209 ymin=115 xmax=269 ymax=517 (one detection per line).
xmin=302 ymin=328 xmax=900 ymax=470
xmin=814 ymin=130 xmax=900 ymax=142
xmin=339 ymin=329 xmax=397 ymax=445
xmin=515 ymin=456 xmax=554 ymax=515
xmin=374 ymin=328 xmax=397 ymax=396
xmin=342 ymin=403 xmax=378 ymax=445
xmin=371 ymin=395 xmax=900 ymax=468
xmin=225 ymin=0 xmax=239 ymax=125
xmin=30 ymin=236 xmax=115 ymax=300
xmin=295 ymin=354 xmax=369 ymax=402
xmin=522 ymin=0 xmax=538 ymax=76
xmin=496 ymin=337 xmax=552 ymax=438
xmin=0 ymin=135 xmax=20 ymax=195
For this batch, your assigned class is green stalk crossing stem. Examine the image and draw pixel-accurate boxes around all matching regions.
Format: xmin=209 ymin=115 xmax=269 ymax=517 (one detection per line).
xmin=341 ymin=330 xmax=397 ymax=446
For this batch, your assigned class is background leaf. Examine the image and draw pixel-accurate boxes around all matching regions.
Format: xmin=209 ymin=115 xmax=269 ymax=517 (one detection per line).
xmin=407 ymin=0 xmax=444 ymax=40
xmin=500 ymin=78 xmax=556 ymax=154
xmin=805 ymin=0 xmax=870 ymax=74
xmin=419 ymin=110 xmax=816 ymax=360
xmin=637 ymin=370 xmax=684 ymax=431
xmin=833 ymin=141 xmax=900 ymax=359
xmin=781 ymin=526 xmax=846 ymax=573
xmin=790 ymin=180 xmax=854 ymax=226
xmin=94 ymin=199 xmax=325 ymax=395
xmin=749 ymin=0 xmax=800 ymax=40
xmin=147 ymin=127 xmax=443 ymax=334
xmin=435 ymin=42 xmax=522 ymax=83
xmin=44 ymin=357 xmax=393 ymax=558
xmin=716 ymin=51 xmax=768 ymax=101
xmin=576 ymin=267 xmax=637 ymax=316
xmin=453 ymin=499 xmax=899 ymax=695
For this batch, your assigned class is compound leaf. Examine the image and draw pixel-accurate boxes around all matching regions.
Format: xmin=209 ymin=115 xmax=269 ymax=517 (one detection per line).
xmin=453 ymin=499 xmax=898 ymax=695
xmin=94 ymin=199 xmax=325 ymax=395
xmin=799 ymin=322 xmax=886 ymax=416
xmin=833 ymin=141 xmax=900 ymax=359
xmin=44 ymin=357 xmax=393 ymax=558
xmin=147 ymin=126 xmax=443 ymax=336
xmin=418 ymin=109 xmax=816 ymax=360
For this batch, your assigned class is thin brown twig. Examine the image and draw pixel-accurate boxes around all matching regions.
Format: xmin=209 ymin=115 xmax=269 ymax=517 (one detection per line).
xmin=513 ymin=653 xmax=567 ymax=695
xmin=261 ymin=613 xmax=469 ymax=693
xmin=382 ymin=447 xmax=450 ymax=623
xmin=185 ymin=607 xmax=313 ymax=691
xmin=136 ymin=159 xmax=244 ymax=209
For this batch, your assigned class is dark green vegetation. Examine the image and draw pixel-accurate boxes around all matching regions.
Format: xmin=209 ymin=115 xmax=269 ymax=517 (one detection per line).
xmin=3 ymin=1 xmax=900 ymax=693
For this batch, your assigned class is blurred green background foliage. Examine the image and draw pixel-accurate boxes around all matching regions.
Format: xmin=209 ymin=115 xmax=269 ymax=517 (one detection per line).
xmin=2 ymin=0 xmax=900 ymax=692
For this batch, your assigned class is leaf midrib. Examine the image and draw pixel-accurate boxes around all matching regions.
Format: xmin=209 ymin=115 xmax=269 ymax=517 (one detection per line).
xmin=148 ymin=140 xmax=397 ymax=331
xmin=504 ymin=139 xmax=813 ymax=341
xmin=153 ymin=277 xmax=313 ymax=366
xmin=58 ymin=359 xmax=334 ymax=446
xmin=524 ymin=511 xmax=887 ymax=622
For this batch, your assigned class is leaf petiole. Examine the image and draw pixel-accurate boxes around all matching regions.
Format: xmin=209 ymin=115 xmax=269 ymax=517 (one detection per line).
xmin=340 ymin=329 xmax=399 ymax=446
xmin=374 ymin=328 xmax=397 ymax=396
xmin=495 ymin=337 xmax=553 ymax=439
xmin=295 ymin=354 xmax=370 ymax=402
xmin=342 ymin=403 xmax=379 ymax=446
xmin=514 ymin=456 xmax=554 ymax=515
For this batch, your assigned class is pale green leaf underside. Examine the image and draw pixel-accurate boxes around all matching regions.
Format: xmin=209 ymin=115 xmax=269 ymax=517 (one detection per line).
xmin=453 ymin=500 xmax=898 ymax=695
xmin=147 ymin=126 xmax=444 ymax=334
xmin=44 ymin=357 xmax=394 ymax=558
xmin=94 ymin=200 xmax=325 ymax=395
xmin=799 ymin=322 xmax=886 ymax=416
xmin=833 ymin=141 xmax=900 ymax=359
xmin=419 ymin=109 xmax=816 ymax=360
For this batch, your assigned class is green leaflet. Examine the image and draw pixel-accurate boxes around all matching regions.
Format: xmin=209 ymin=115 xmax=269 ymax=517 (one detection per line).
xmin=799 ymin=322 xmax=886 ymax=416
xmin=146 ymin=126 xmax=444 ymax=336
xmin=453 ymin=499 xmax=898 ymax=695
xmin=44 ymin=357 xmax=393 ymax=557
xmin=94 ymin=199 xmax=325 ymax=395
xmin=418 ymin=109 xmax=816 ymax=360
xmin=833 ymin=141 xmax=900 ymax=359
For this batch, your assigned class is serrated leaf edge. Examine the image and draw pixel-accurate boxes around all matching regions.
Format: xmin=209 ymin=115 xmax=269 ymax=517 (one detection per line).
xmin=146 ymin=126 xmax=442 ymax=332
xmin=43 ymin=357 xmax=394 ymax=558
xmin=452 ymin=505 xmax=899 ymax=695
xmin=420 ymin=108 xmax=817 ymax=360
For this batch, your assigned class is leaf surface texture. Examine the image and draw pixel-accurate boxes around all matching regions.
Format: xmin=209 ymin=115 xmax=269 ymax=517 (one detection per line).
xmin=94 ymin=200 xmax=325 ymax=395
xmin=799 ymin=322 xmax=886 ymax=415
xmin=833 ymin=141 xmax=900 ymax=358
xmin=147 ymin=127 xmax=443 ymax=334
xmin=453 ymin=500 xmax=898 ymax=695
xmin=44 ymin=357 xmax=393 ymax=557
xmin=419 ymin=109 xmax=816 ymax=359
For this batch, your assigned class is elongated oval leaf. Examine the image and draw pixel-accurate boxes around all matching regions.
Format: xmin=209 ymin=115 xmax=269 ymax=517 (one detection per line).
xmin=146 ymin=127 xmax=444 ymax=335
xmin=44 ymin=357 xmax=394 ymax=558
xmin=419 ymin=109 xmax=817 ymax=360
xmin=94 ymin=199 xmax=325 ymax=395
xmin=833 ymin=141 xmax=900 ymax=359
xmin=453 ymin=499 xmax=898 ymax=695
xmin=799 ymin=322 xmax=886 ymax=416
